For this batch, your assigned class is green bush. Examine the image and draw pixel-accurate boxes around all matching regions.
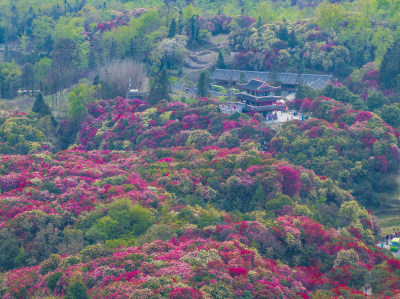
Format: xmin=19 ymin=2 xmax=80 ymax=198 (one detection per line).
xmin=105 ymin=236 xmax=136 ymax=249
xmin=93 ymin=175 xmax=127 ymax=187
xmin=39 ymin=254 xmax=61 ymax=275
xmin=59 ymin=256 xmax=81 ymax=267
xmin=40 ymin=181 xmax=62 ymax=195
xmin=65 ymin=276 xmax=89 ymax=299
xmin=135 ymin=224 xmax=179 ymax=246
xmin=47 ymin=272 xmax=63 ymax=292
xmin=79 ymin=244 xmax=111 ymax=263
xmin=265 ymin=194 xmax=293 ymax=212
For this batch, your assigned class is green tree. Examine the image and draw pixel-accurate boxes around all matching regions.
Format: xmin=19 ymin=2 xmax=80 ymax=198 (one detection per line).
xmin=39 ymin=254 xmax=61 ymax=275
xmin=337 ymin=201 xmax=363 ymax=227
xmin=265 ymin=194 xmax=293 ymax=213
xmin=288 ymin=30 xmax=297 ymax=48
xmin=365 ymin=90 xmax=388 ymax=111
xmin=378 ymin=104 xmax=400 ymax=127
xmin=32 ymin=16 xmax=54 ymax=53
xmin=50 ymin=38 xmax=80 ymax=92
xmin=380 ymin=39 xmax=400 ymax=88
xmin=149 ymin=68 xmax=170 ymax=104
xmin=68 ymin=84 xmax=89 ymax=127
xmin=320 ymin=84 xmax=366 ymax=110
xmin=0 ymin=25 xmax=5 ymax=43
xmin=295 ymin=84 xmax=317 ymax=100
xmin=371 ymin=27 xmax=394 ymax=65
xmin=14 ymin=245 xmax=26 ymax=267
xmin=257 ymin=16 xmax=262 ymax=28
xmin=32 ymin=93 xmax=51 ymax=117
xmin=277 ymin=24 xmax=288 ymax=41
xmin=47 ymin=272 xmax=63 ymax=292
xmin=21 ymin=63 xmax=34 ymax=91
xmin=168 ymin=18 xmax=176 ymax=38
xmin=316 ymin=1 xmax=346 ymax=32
xmin=85 ymin=199 xmax=156 ymax=242
xmin=65 ymin=276 xmax=89 ymax=299
xmin=0 ymin=237 xmax=20 ymax=270
xmin=0 ymin=61 xmax=21 ymax=99
xmin=188 ymin=15 xmax=200 ymax=49
xmin=197 ymin=71 xmax=210 ymax=98
xmin=217 ymin=52 xmax=226 ymax=69
xmin=334 ymin=249 xmax=359 ymax=268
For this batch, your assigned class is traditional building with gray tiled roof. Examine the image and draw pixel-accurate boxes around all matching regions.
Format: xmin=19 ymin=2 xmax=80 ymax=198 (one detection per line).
xmin=212 ymin=69 xmax=333 ymax=90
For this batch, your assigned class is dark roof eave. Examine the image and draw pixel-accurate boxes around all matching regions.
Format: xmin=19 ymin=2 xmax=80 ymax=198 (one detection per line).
xmin=243 ymin=105 xmax=282 ymax=112
xmin=235 ymin=93 xmax=281 ymax=102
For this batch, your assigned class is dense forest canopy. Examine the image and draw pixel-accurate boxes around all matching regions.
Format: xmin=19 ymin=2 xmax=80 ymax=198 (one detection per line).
xmin=0 ymin=0 xmax=399 ymax=102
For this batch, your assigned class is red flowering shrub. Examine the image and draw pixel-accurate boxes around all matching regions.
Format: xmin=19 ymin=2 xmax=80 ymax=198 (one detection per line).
xmin=278 ymin=166 xmax=300 ymax=197
xmin=356 ymin=111 xmax=373 ymax=122
xmin=229 ymin=267 xmax=248 ymax=277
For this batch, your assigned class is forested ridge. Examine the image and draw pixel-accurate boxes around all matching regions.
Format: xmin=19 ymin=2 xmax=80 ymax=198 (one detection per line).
xmin=1 ymin=0 xmax=400 ymax=298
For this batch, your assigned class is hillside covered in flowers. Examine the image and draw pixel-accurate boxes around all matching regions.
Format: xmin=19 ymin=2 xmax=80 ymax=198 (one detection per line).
xmin=0 ymin=96 xmax=399 ymax=298
xmin=1 ymin=0 xmax=400 ymax=296
xmin=271 ymin=96 xmax=400 ymax=206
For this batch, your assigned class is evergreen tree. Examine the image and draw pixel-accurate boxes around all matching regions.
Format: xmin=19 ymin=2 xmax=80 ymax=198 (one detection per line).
xmin=32 ymin=92 xmax=51 ymax=117
xmin=197 ymin=71 xmax=210 ymax=98
xmin=178 ymin=10 xmax=183 ymax=35
xmin=14 ymin=245 xmax=25 ymax=267
xmin=277 ymin=24 xmax=289 ymax=41
xmin=217 ymin=52 xmax=226 ymax=69
xmin=257 ymin=16 xmax=262 ymax=28
xmin=149 ymin=68 xmax=170 ymax=104
xmin=188 ymin=15 xmax=200 ymax=49
xmin=93 ymin=74 xmax=100 ymax=86
xmin=21 ymin=63 xmax=34 ymax=91
xmin=0 ymin=26 xmax=5 ymax=44
xmin=43 ymin=35 xmax=54 ymax=55
xmin=168 ymin=19 xmax=176 ymax=38
xmin=288 ymin=29 xmax=297 ymax=48
xmin=380 ymin=39 xmax=400 ymax=88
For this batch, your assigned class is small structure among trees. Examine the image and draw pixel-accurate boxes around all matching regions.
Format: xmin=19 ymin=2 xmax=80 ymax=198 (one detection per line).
xmin=234 ymin=79 xmax=283 ymax=117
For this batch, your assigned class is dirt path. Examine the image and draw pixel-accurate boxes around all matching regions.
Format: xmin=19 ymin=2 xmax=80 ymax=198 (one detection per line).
xmin=181 ymin=34 xmax=228 ymax=78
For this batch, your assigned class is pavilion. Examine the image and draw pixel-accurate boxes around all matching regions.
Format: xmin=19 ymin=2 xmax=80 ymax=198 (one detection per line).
xmin=234 ymin=79 xmax=283 ymax=118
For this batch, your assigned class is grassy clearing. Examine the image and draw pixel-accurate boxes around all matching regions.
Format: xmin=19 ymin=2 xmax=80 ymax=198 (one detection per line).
xmin=372 ymin=173 xmax=400 ymax=235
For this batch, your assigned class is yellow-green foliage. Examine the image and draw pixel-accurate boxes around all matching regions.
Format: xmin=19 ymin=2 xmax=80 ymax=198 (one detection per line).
xmin=0 ymin=115 xmax=52 ymax=154
xmin=140 ymin=107 xmax=158 ymax=128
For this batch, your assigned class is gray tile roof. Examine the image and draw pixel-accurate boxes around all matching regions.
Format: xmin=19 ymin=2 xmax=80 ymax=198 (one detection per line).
xmin=212 ymin=69 xmax=333 ymax=90
xmin=235 ymin=93 xmax=281 ymax=102
xmin=237 ymin=79 xmax=281 ymax=92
